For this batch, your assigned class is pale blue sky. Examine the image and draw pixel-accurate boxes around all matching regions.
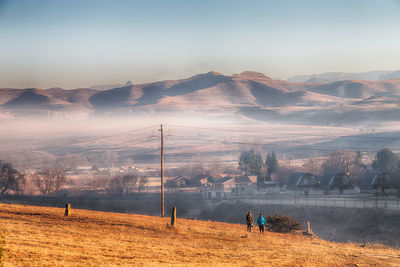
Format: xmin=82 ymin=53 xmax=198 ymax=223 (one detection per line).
xmin=0 ymin=0 xmax=399 ymax=88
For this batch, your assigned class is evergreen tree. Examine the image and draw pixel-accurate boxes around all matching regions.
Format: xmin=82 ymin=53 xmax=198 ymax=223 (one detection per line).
xmin=265 ymin=151 xmax=279 ymax=181
xmin=239 ymin=149 xmax=263 ymax=175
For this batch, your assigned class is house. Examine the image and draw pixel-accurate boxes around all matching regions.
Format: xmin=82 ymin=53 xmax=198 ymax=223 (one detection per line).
xmin=188 ymin=175 xmax=214 ymax=187
xmin=288 ymin=172 xmax=319 ymax=192
xmin=202 ymin=177 xmax=235 ymax=200
xmin=214 ymin=177 xmax=236 ymax=191
xmin=202 ymin=176 xmax=258 ymax=200
xmin=166 ymin=176 xmax=189 ymax=188
xmin=233 ymin=176 xmax=256 ymax=195
xmin=320 ymin=172 xmax=352 ymax=194
xmin=234 ymin=176 xmax=253 ymax=186
xmin=359 ymin=171 xmax=393 ymax=194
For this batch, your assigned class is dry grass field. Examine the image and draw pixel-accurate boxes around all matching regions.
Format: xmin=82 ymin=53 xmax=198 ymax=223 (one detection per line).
xmin=0 ymin=204 xmax=399 ymax=266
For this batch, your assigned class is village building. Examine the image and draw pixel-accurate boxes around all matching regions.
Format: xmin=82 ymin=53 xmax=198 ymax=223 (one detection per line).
xmin=187 ymin=175 xmax=214 ymax=188
xmin=202 ymin=175 xmax=258 ymax=200
xmin=359 ymin=171 xmax=393 ymax=194
xmin=214 ymin=176 xmax=236 ymax=190
xmin=166 ymin=176 xmax=189 ymax=188
xmin=288 ymin=172 xmax=319 ymax=194
xmin=233 ymin=176 xmax=256 ymax=195
xmin=320 ymin=172 xmax=352 ymax=194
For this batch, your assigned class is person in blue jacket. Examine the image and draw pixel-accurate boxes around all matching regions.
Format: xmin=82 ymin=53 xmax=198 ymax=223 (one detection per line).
xmin=257 ymin=213 xmax=266 ymax=234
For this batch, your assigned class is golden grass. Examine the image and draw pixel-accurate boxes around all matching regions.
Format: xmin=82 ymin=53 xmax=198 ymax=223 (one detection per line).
xmin=0 ymin=204 xmax=399 ymax=266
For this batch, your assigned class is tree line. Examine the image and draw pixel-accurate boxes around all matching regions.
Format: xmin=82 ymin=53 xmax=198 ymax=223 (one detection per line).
xmin=1 ymin=148 xmax=400 ymax=196
xmin=0 ymin=161 xmax=147 ymax=196
xmin=239 ymin=148 xmax=400 ymax=190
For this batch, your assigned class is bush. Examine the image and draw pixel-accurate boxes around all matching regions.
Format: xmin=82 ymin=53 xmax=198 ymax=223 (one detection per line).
xmin=266 ymin=214 xmax=302 ymax=233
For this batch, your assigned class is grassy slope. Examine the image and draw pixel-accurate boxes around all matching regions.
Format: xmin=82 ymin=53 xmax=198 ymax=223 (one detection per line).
xmin=0 ymin=204 xmax=399 ymax=266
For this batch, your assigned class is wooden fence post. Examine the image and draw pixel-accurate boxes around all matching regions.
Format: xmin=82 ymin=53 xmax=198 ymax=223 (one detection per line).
xmin=171 ymin=206 xmax=176 ymax=226
xmin=64 ymin=203 xmax=71 ymax=216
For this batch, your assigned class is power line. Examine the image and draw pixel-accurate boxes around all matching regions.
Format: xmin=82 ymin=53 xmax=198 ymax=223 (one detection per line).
xmin=166 ymin=134 xmax=397 ymax=152
xmin=0 ymin=125 xmax=159 ymax=157
xmin=167 ymin=124 xmax=400 ymax=140
xmin=5 ymin=136 xmax=156 ymax=167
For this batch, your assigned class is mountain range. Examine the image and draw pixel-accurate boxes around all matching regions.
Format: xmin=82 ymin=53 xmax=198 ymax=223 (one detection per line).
xmin=287 ymin=70 xmax=400 ymax=83
xmin=1 ymin=71 xmax=400 ymax=126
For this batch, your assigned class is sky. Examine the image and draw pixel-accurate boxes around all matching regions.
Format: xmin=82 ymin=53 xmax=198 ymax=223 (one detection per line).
xmin=0 ymin=0 xmax=400 ymax=88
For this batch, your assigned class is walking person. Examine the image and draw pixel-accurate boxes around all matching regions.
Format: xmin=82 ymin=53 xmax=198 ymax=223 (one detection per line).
xmin=246 ymin=211 xmax=254 ymax=232
xmin=257 ymin=213 xmax=266 ymax=234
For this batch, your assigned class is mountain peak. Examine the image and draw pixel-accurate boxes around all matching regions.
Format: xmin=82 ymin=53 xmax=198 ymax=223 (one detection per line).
xmin=125 ymin=81 xmax=133 ymax=86
xmin=206 ymin=71 xmax=223 ymax=76
xmin=235 ymin=71 xmax=270 ymax=79
xmin=191 ymin=71 xmax=224 ymax=79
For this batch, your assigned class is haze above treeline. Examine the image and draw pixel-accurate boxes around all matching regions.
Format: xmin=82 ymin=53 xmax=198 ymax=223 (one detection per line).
xmin=0 ymin=69 xmax=400 ymax=170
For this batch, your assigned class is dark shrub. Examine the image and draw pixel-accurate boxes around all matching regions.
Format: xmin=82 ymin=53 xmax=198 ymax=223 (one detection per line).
xmin=266 ymin=213 xmax=302 ymax=233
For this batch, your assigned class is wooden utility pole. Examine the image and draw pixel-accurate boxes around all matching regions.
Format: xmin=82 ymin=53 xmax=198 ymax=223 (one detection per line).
xmin=159 ymin=124 xmax=164 ymax=217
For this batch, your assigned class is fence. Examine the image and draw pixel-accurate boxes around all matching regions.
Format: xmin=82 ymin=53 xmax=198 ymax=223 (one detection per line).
xmin=217 ymin=195 xmax=400 ymax=210
xmin=2 ymin=193 xmax=399 ymax=214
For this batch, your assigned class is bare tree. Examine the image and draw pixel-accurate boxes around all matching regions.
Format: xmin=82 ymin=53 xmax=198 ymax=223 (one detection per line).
xmin=321 ymin=151 xmax=366 ymax=185
xmin=107 ymin=173 xmax=139 ymax=195
xmin=0 ymin=161 xmax=25 ymax=195
xmin=322 ymin=151 xmax=356 ymax=173
xmin=138 ymin=176 xmax=148 ymax=192
xmin=302 ymin=158 xmax=322 ymax=175
xmin=33 ymin=168 xmax=67 ymax=195
xmin=88 ymin=175 xmax=109 ymax=192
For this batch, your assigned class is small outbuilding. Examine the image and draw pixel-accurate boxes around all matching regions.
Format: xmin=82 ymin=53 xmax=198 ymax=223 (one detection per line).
xmin=359 ymin=171 xmax=392 ymax=194
xmin=320 ymin=172 xmax=352 ymax=194
xmin=288 ymin=172 xmax=319 ymax=191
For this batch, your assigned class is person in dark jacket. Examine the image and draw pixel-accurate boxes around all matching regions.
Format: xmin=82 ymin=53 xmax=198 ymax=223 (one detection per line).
xmin=257 ymin=213 xmax=266 ymax=234
xmin=246 ymin=211 xmax=254 ymax=232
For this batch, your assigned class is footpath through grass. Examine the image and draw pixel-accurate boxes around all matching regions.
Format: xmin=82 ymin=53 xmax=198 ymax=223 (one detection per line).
xmin=0 ymin=204 xmax=399 ymax=266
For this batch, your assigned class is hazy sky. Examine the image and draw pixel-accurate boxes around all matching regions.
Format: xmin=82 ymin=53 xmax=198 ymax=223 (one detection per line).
xmin=1 ymin=0 xmax=400 ymax=88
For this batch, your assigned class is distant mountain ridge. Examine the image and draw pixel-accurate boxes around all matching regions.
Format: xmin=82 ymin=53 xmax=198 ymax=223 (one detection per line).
xmin=89 ymin=81 xmax=133 ymax=90
xmin=287 ymin=70 xmax=400 ymax=83
xmin=1 ymin=71 xmax=400 ymax=126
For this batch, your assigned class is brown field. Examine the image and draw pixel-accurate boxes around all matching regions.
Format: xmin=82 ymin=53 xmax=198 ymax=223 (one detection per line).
xmin=0 ymin=204 xmax=399 ymax=266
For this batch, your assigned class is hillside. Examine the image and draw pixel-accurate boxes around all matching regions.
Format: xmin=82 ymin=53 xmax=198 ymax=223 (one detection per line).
xmin=1 ymin=71 xmax=400 ymax=126
xmin=0 ymin=204 xmax=399 ymax=266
